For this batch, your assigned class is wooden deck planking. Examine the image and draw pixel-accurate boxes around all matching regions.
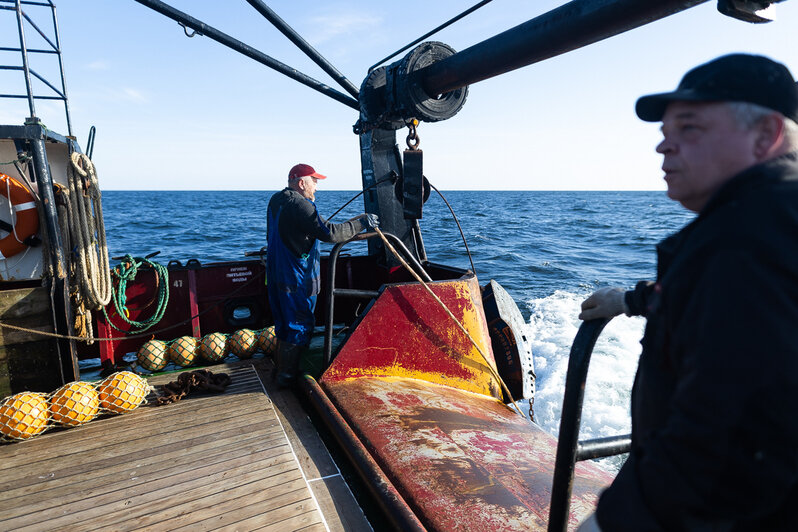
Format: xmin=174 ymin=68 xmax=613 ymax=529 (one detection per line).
xmin=1 ymin=423 xmax=287 ymax=499
xmin=0 ymin=363 xmax=370 ymax=531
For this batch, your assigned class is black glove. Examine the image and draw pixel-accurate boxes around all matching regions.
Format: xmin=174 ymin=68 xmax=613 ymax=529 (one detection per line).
xmin=362 ymin=213 xmax=379 ymax=230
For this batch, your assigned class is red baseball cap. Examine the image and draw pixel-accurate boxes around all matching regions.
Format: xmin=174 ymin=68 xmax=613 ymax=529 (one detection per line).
xmin=288 ymin=163 xmax=327 ymax=180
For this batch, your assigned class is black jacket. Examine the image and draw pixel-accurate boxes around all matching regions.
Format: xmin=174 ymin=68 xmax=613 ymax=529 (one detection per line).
xmin=597 ymin=153 xmax=798 ymax=531
xmin=267 ymin=188 xmax=365 ymax=259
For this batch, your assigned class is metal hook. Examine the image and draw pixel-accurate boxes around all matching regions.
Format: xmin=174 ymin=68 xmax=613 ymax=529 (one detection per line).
xmin=406 ymin=119 xmax=421 ymax=150
xmin=178 ymin=22 xmax=202 ymax=38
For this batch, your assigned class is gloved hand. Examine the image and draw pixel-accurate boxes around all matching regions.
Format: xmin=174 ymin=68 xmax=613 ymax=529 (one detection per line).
xmin=578 ymin=287 xmax=629 ymax=320
xmin=362 ymin=213 xmax=379 ymax=230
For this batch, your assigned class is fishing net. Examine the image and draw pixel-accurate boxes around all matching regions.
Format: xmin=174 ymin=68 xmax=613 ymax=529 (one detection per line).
xmin=228 ymin=328 xmax=256 ymax=359
xmin=256 ymin=326 xmax=278 ymax=355
xmin=96 ymin=371 xmax=149 ymax=414
xmin=199 ymin=332 xmax=228 ymax=362
xmin=50 ymin=381 xmax=100 ymax=427
xmin=0 ymin=392 xmax=49 ymax=440
xmin=168 ymin=336 xmax=199 ymax=367
xmin=136 ymin=339 xmax=169 ymax=371
xmin=0 ymin=371 xmax=150 ymax=443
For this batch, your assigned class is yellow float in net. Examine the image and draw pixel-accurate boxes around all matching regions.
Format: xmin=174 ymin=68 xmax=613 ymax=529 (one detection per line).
xmin=199 ymin=332 xmax=227 ymax=362
xmin=49 ymin=381 xmax=99 ymax=426
xmin=229 ymin=329 xmax=256 ymax=359
xmin=0 ymin=392 xmax=50 ymax=440
xmin=97 ymin=371 xmax=148 ymax=414
xmin=137 ymin=339 xmax=169 ymax=372
xmin=168 ymin=336 xmax=198 ymax=367
xmin=256 ymin=326 xmax=278 ymax=355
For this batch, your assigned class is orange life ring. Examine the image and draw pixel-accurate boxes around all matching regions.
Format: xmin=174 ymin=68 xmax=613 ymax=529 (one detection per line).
xmin=0 ymin=173 xmax=39 ymax=260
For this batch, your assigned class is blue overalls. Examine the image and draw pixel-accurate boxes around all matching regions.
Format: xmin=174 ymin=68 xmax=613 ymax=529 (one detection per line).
xmin=266 ymin=201 xmax=322 ymax=346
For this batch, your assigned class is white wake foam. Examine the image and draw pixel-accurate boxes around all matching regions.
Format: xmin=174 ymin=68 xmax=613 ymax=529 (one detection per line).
xmin=522 ymin=291 xmax=645 ymax=470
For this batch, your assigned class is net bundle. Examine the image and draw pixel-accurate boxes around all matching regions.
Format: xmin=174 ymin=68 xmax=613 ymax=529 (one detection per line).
xmin=0 ymin=371 xmax=149 ymax=443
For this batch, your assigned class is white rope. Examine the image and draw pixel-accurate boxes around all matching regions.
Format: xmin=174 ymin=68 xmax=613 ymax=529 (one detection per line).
xmin=67 ymin=152 xmax=112 ymax=311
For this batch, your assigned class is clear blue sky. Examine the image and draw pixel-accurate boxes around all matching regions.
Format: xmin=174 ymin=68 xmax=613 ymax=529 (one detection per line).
xmin=3 ymin=1 xmax=797 ymax=190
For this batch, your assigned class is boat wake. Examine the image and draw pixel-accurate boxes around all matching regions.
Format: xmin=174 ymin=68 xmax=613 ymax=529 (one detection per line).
xmin=521 ymin=290 xmax=645 ymax=471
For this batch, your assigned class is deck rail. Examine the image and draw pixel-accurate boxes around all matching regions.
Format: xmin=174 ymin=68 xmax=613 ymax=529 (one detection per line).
xmin=548 ymin=317 xmax=632 ymax=532
xmin=323 ymin=230 xmax=431 ymax=369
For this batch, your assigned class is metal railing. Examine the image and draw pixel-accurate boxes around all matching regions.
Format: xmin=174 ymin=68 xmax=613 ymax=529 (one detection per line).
xmin=0 ymin=0 xmax=72 ymax=135
xmin=548 ymin=317 xmax=633 ymax=532
xmin=323 ymin=231 xmax=432 ymax=368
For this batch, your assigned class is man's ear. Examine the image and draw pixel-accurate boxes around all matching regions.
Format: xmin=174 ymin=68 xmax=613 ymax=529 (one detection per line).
xmin=754 ymin=114 xmax=786 ymax=160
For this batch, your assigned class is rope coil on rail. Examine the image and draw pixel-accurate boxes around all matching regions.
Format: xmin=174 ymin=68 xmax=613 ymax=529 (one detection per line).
xmin=102 ymin=254 xmax=169 ymax=334
xmin=59 ymin=153 xmax=113 ymax=343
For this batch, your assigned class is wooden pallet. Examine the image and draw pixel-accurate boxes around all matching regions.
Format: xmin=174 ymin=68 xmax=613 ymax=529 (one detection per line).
xmin=0 ymin=362 xmax=370 ymax=531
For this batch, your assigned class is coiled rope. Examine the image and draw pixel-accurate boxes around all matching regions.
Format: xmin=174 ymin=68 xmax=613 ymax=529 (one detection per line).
xmin=61 ymin=153 xmax=112 ymax=342
xmin=102 ymin=254 xmax=169 ymax=333
xmin=374 ymin=227 xmax=524 ymax=418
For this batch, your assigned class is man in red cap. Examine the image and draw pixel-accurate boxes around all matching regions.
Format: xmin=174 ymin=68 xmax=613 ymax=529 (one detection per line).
xmin=578 ymin=54 xmax=798 ymax=531
xmin=266 ymin=163 xmax=378 ymax=386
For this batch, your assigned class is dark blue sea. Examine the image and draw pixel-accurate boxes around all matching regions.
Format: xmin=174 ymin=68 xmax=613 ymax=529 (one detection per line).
xmin=102 ymin=190 xmax=693 ymax=466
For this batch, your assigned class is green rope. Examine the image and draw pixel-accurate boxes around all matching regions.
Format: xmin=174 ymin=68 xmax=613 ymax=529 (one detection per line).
xmin=0 ymin=155 xmax=31 ymax=166
xmin=102 ymin=254 xmax=170 ymax=333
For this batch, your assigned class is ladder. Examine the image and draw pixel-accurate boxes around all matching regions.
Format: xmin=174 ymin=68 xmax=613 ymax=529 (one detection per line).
xmin=0 ymin=0 xmax=72 ymax=136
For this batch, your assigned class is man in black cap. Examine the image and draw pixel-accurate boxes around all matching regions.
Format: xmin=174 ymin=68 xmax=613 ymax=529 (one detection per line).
xmin=577 ymin=54 xmax=798 ymax=531
xmin=267 ymin=163 xmax=378 ymax=387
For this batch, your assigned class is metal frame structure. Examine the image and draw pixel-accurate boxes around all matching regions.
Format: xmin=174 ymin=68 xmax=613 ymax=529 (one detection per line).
xmin=323 ymin=230 xmax=432 ymax=368
xmin=0 ymin=0 xmax=73 ymax=135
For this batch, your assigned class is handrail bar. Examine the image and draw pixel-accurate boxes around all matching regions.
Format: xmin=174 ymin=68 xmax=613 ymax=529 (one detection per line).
xmin=577 ymin=434 xmax=631 ymax=461
xmin=323 ymin=230 xmax=432 ymax=368
xmin=548 ymin=317 xmax=633 ymax=532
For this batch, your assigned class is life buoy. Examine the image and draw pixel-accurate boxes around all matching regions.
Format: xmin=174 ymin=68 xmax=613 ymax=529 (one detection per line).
xmin=0 ymin=173 xmax=39 ymax=260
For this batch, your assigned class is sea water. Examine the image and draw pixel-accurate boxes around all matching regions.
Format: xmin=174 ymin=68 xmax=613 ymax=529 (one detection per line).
xmin=102 ymin=189 xmax=694 ymax=469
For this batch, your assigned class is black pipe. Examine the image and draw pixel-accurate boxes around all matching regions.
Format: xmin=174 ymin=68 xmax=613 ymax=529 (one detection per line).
xmin=418 ymin=0 xmax=709 ymax=97
xmin=244 ymin=0 xmax=359 ymax=99
xmin=548 ymin=317 xmax=611 ymax=532
xmin=132 ymin=0 xmax=359 ymax=110
xmin=577 ymin=434 xmax=632 ymax=461
xmin=334 ymin=288 xmax=381 ymax=299
xmin=300 ymin=375 xmax=427 ymax=532
xmin=29 ymin=124 xmax=78 ymax=384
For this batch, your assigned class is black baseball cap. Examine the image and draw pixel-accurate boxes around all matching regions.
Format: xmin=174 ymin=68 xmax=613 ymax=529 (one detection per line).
xmin=636 ymin=54 xmax=798 ymax=123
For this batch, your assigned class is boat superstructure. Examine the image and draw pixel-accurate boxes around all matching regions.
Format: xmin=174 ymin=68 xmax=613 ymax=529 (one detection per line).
xmin=0 ymin=0 xmax=787 ymax=530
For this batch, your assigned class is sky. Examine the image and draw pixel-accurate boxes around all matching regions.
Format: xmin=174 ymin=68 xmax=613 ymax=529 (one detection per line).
xmin=1 ymin=0 xmax=796 ymax=191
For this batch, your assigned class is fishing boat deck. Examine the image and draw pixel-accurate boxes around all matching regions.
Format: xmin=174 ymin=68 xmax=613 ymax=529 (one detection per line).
xmin=0 ymin=361 xmax=371 ymax=531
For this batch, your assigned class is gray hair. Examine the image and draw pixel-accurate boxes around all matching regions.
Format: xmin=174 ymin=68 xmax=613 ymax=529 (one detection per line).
xmin=287 ymin=175 xmax=309 ymax=187
xmin=726 ymin=101 xmax=798 ymax=149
